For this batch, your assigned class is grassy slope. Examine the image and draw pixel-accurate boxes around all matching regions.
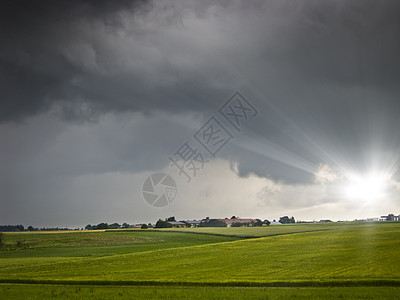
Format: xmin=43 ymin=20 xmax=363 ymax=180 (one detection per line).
xmin=1 ymin=284 xmax=399 ymax=300
xmin=1 ymin=222 xmax=399 ymax=285
xmin=0 ymin=231 xmax=238 ymax=269
xmin=158 ymin=223 xmax=336 ymax=237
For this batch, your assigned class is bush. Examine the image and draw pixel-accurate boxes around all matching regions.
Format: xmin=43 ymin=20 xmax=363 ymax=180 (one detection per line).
xmin=141 ymin=224 xmax=148 ymax=229
xmin=231 ymin=222 xmax=242 ymax=227
xmin=200 ymin=219 xmax=227 ymax=227
xmin=16 ymin=240 xmax=28 ymax=249
xmin=279 ymin=216 xmax=296 ymax=224
xmin=0 ymin=232 xmax=4 ymax=247
xmin=109 ymin=223 xmax=121 ymax=229
xmin=95 ymin=223 xmax=109 ymax=230
xmin=254 ymin=219 xmax=263 ymax=227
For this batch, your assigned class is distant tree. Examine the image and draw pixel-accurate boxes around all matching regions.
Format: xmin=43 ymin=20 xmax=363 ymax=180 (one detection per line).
xmin=263 ymin=220 xmax=271 ymax=226
xmin=279 ymin=216 xmax=295 ymax=224
xmin=27 ymin=226 xmax=34 ymax=231
xmin=141 ymin=224 xmax=148 ymax=229
xmin=96 ymin=223 xmax=109 ymax=230
xmin=155 ymin=219 xmax=172 ymax=228
xmin=0 ymin=233 xmax=4 ymax=247
xmin=254 ymin=219 xmax=263 ymax=227
xmin=231 ymin=216 xmax=237 ymax=219
xmin=109 ymin=223 xmax=121 ymax=229
xmin=231 ymin=222 xmax=242 ymax=227
xmin=200 ymin=219 xmax=227 ymax=227
xmin=279 ymin=216 xmax=290 ymax=224
xmin=85 ymin=224 xmax=93 ymax=230
xmin=166 ymin=216 xmax=176 ymax=222
xmin=17 ymin=225 xmax=24 ymax=231
xmin=122 ymin=223 xmax=130 ymax=228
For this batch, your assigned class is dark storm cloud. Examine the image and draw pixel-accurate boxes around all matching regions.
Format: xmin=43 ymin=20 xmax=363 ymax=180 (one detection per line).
xmin=0 ymin=0 xmax=233 ymax=122
xmin=0 ymin=0 xmax=141 ymax=121
xmin=1 ymin=0 xmax=399 ymax=123
xmin=275 ymin=1 xmax=400 ymax=86
xmin=1 ymin=0 xmax=400 ymax=183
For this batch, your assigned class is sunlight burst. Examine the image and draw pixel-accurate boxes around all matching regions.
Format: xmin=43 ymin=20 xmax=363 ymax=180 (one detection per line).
xmin=345 ymin=172 xmax=390 ymax=201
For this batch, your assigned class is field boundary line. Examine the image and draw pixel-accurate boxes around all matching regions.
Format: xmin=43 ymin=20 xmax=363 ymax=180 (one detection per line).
xmin=1 ymin=279 xmax=400 ymax=287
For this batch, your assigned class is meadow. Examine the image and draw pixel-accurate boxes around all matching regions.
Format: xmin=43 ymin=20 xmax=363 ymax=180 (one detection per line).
xmin=156 ymin=222 xmax=336 ymax=237
xmin=1 ymin=284 xmax=399 ymax=299
xmin=1 ymin=222 xmax=399 ymax=299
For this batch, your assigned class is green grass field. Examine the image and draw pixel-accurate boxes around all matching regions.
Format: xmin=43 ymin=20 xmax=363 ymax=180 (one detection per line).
xmin=0 ymin=230 xmax=238 ymax=269
xmin=1 ymin=222 xmax=399 ymax=298
xmin=155 ymin=222 xmax=335 ymax=237
xmin=1 ymin=284 xmax=399 ymax=299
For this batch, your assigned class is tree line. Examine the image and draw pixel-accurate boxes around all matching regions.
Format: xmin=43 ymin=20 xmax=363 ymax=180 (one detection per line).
xmin=84 ymin=222 xmax=152 ymax=230
xmin=1 ymin=216 xmax=296 ymax=233
xmin=0 ymin=225 xmax=83 ymax=231
xmin=153 ymin=217 xmax=274 ymax=228
xmin=0 ymin=225 xmax=24 ymax=232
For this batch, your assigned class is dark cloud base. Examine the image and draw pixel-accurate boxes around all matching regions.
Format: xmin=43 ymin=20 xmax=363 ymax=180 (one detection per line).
xmin=1 ymin=0 xmax=399 ymax=123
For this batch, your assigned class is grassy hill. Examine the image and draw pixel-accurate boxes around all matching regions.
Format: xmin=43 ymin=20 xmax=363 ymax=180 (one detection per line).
xmin=1 ymin=222 xmax=399 ymax=298
xmin=154 ymin=222 xmax=336 ymax=237
xmin=1 ymin=284 xmax=399 ymax=299
xmin=0 ymin=231 xmax=238 ymax=268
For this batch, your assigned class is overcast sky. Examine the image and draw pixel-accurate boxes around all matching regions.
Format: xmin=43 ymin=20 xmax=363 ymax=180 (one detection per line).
xmin=1 ymin=0 xmax=400 ymax=227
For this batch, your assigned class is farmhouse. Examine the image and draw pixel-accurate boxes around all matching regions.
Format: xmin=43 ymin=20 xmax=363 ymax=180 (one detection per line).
xmin=366 ymin=218 xmax=379 ymax=222
xmin=167 ymin=221 xmax=187 ymax=228
xmin=270 ymin=221 xmax=282 ymax=225
xmin=130 ymin=224 xmax=142 ymax=228
xmin=380 ymin=214 xmax=400 ymax=221
xmin=182 ymin=220 xmax=201 ymax=228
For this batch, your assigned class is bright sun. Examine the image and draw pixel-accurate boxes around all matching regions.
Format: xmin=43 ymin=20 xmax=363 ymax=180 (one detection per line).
xmin=345 ymin=172 xmax=389 ymax=201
